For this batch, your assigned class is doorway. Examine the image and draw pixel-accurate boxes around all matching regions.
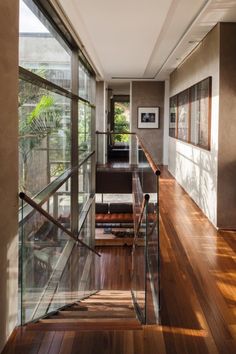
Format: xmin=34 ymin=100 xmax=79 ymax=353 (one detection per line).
xmin=109 ymin=95 xmax=130 ymax=161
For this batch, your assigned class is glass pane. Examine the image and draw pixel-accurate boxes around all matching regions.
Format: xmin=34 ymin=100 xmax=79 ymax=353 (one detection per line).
xmin=20 ymin=204 xmax=74 ymax=322
xmin=19 ymin=198 xmax=99 ymax=324
xmin=79 ymin=158 xmax=92 ymax=212
xmin=190 ymin=85 xmax=199 ymax=145
xmin=169 ymin=96 xmax=177 ymax=138
xmin=190 ymin=78 xmax=210 ymax=149
xmin=19 ymin=0 xmax=71 ymax=90
xmin=198 ymin=78 xmax=210 ymax=149
xmin=79 ymin=101 xmax=92 ymax=160
xmin=79 ymin=61 xmax=95 ymax=103
xmin=79 ymin=207 xmax=94 ymax=249
xmin=132 ymin=202 xmax=147 ymax=322
xmin=19 ymin=79 xmax=71 ymax=197
xmin=51 ymin=179 xmax=71 ymax=230
xmin=177 ymin=89 xmax=189 ymax=141
xmin=133 ymin=139 xmax=160 ymax=323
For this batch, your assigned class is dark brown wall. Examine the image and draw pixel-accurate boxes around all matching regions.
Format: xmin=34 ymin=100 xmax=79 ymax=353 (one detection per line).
xmin=131 ymin=81 xmax=164 ymax=164
xmin=218 ymin=23 xmax=236 ymax=228
xmin=96 ymin=171 xmax=132 ymax=193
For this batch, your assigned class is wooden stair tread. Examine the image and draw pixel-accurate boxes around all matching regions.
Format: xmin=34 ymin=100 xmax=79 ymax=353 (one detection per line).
xmin=27 ymin=319 xmax=142 ymax=331
xmin=51 ymin=311 xmax=135 ymax=318
xmin=79 ymin=301 xmax=133 ymax=306
xmin=31 ymin=289 xmax=140 ymax=331
xmin=40 ymin=318 xmax=138 ymax=323
xmin=67 ymin=305 xmax=134 ymax=313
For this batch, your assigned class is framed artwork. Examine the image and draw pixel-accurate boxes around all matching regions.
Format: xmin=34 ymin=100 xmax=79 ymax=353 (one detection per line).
xmin=177 ymin=89 xmax=189 ymax=142
xmin=169 ymin=96 xmax=177 ymax=137
xmin=169 ymin=77 xmax=211 ymax=150
xmin=138 ymin=107 xmax=160 ymax=129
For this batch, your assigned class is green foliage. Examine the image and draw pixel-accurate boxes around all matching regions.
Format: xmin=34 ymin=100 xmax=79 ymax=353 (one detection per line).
xmin=19 ymin=95 xmax=62 ymax=153
xmin=78 ymin=103 xmax=91 ymax=152
xmin=114 ymin=102 xmax=129 ymax=142
xmin=19 ymin=92 xmax=62 ymax=191
xmin=28 ymin=96 xmax=54 ymax=123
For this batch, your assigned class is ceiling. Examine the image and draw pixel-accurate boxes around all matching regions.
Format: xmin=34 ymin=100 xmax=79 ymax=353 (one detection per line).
xmin=55 ymin=0 xmax=236 ymax=81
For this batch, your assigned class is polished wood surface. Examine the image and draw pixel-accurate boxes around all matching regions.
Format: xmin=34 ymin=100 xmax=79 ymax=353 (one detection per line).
xmin=98 ymin=246 xmax=132 ymax=290
xmin=159 ymin=166 xmax=236 ymax=353
xmin=2 ymin=167 xmax=236 ymax=353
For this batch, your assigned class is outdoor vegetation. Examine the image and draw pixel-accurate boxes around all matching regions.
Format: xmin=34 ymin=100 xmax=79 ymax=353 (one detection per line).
xmin=18 ymin=80 xmax=70 ymax=195
xmin=114 ymin=101 xmax=130 ymax=143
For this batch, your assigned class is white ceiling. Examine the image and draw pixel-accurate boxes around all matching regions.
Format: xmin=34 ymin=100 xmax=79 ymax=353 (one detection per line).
xmin=56 ymin=0 xmax=236 ymax=81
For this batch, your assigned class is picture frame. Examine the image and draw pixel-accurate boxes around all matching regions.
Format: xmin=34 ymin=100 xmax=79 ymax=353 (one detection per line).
xmin=138 ymin=107 xmax=160 ymax=129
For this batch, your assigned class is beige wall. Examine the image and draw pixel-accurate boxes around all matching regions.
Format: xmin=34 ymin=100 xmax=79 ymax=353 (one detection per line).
xmin=0 ymin=0 xmax=19 ymax=351
xmin=169 ymin=25 xmax=220 ymax=226
xmin=218 ymin=23 xmax=236 ymax=228
xmin=131 ymin=81 xmax=165 ymax=164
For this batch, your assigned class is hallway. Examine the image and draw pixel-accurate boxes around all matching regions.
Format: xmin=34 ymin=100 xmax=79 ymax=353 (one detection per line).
xmin=2 ymin=167 xmax=236 ymax=354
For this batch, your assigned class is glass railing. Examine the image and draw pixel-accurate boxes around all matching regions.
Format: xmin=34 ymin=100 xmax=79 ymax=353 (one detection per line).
xmin=96 ymin=131 xmax=160 ymax=324
xmin=96 ymin=131 xmax=138 ymax=166
xmin=18 ymin=193 xmax=100 ymax=325
xmin=133 ymin=135 xmax=160 ymax=324
xmin=131 ymin=195 xmax=149 ymax=322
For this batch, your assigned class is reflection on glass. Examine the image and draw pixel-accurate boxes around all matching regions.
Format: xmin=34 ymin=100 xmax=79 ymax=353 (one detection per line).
xmin=178 ymin=89 xmax=189 ymax=141
xmin=197 ymin=78 xmax=210 ymax=149
xmin=19 ymin=80 xmax=71 ymax=197
xmin=19 ymin=198 xmax=99 ymax=324
xmin=19 ymin=0 xmax=71 ymax=90
xmin=20 ymin=205 xmax=70 ymax=322
xmin=49 ymin=179 xmax=71 ymax=230
xmin=79 ymin=61 xmax=95 ymax=103
xmin=132 ymin=202 xmax=147 ymax=321
xmin=79 ymin=158 xmax=91 ymax=212
xmin=79 ymin=101 xmax=92 ymax=159
xmin=169 ymin=95 xmax=177 ymax=138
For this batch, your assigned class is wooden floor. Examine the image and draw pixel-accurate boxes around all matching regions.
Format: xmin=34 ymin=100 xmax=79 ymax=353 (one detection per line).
xmin=2 ymin=167 xmax=236 ymax=353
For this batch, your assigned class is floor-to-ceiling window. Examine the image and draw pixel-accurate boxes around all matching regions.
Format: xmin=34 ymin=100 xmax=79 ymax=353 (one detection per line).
xmin=18 ymin=0 xmax=96 ymax=324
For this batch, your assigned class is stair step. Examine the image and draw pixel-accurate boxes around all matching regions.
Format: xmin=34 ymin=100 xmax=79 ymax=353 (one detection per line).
xmin=27 ymin=290 xmax=140 ymax=332
xmin=67 ymin=306 xmax=134 ymax=314
xmin=51 ymin=311 xmax=135 ymax=319
xmin=28 ymin=318 xmax=142 ymax=331
xmin=79 ymin=301 xmax=133 ymax=306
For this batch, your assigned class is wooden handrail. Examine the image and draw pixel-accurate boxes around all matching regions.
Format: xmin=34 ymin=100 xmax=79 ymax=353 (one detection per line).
xmin=19 ymin=192 xmax=101 ymax=257
xmin=96 ymin=130 xmax=161 ymax=175
xmin=136 ymin=135 xmax=161 ymax=176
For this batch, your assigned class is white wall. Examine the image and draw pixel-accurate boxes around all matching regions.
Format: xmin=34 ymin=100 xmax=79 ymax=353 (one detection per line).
xmin=168 ymin=25 xmax=220 ymax=226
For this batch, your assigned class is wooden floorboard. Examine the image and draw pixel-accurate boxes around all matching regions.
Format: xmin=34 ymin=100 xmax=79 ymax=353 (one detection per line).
xmin=2 ymin=167 xmax=236 ymax=353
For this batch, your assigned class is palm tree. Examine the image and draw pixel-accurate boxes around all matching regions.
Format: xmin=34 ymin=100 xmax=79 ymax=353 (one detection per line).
xmin=19 ymin=94 xmax=62 ymax=193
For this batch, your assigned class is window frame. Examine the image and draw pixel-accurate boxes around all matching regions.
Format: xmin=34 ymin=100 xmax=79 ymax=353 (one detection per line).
xmin=19 ymin=0 xmax=96 ymax=228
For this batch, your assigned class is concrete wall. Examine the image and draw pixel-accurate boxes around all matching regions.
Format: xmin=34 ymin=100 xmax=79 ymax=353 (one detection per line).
xmin=218 ymin=23 xmax=236 ymax=228
xmin=0 ymin=1 xmax=19 ymax=351
xmin=131 ymin=81 xmax=165 ymax=164
xmin=169 ymin=25 xmax=220 ymax=226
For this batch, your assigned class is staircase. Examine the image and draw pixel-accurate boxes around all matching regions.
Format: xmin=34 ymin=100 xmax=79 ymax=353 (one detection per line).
xmin=27 ymin=290 xmax=142 ymax=331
